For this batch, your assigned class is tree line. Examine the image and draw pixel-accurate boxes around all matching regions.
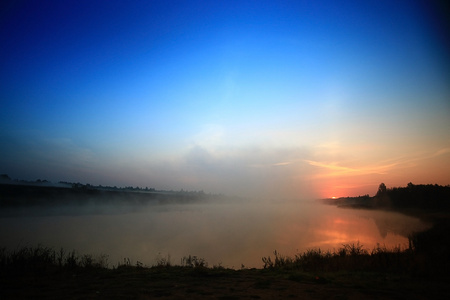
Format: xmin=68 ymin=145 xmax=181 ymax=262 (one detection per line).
xmin=374 ymin=182 xmax=450 ymax=210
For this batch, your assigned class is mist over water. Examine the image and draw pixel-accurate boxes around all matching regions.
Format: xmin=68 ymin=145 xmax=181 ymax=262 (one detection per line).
xmin=0 ymin=198 xmax=430 ymax=269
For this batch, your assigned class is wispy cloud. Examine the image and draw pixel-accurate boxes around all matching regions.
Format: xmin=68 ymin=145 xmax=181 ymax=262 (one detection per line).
xmin=305 ymin=159 xmax=398 ymax=178
xmin=432 ymin=148 xmax=450 ymax=157
xmin=272 ymin=161 xmax=295 ymax=166
xmin=305 ymin=160 xmax=357 ymax=173
xmin=305 ymin=147 xmax=450 ymax=179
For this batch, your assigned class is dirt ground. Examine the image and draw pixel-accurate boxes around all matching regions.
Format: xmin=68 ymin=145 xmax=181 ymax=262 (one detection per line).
xmin=2 ymin=266 xmax=450 ymax=299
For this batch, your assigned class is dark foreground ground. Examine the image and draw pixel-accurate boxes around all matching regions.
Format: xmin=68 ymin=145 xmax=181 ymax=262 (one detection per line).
xmin=2 ymin=265 xmax=450 ymax=300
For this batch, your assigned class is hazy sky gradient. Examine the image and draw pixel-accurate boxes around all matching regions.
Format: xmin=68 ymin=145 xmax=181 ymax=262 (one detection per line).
xmin=1 ymin=0 xmax=449 ymax=198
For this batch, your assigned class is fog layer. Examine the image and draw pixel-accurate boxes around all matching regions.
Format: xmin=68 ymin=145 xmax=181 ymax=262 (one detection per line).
xmin=0 ymin=199 xmax=429 ymax=268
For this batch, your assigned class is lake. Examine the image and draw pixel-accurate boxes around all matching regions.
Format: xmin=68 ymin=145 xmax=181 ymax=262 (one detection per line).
xmin=0 ymin=198 xmax=431 ymax=269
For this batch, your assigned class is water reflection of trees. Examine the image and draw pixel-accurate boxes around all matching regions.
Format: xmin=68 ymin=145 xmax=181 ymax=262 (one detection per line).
xmin=370 ymin=212 xmax=431 ymax=239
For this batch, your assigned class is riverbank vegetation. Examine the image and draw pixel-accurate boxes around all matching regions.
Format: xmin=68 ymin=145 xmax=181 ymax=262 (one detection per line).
xmin=1 ymin=238 xmax=450 ymax=299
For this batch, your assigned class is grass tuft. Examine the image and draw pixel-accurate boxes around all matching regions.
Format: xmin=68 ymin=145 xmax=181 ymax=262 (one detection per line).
xmin=0 ymin=245 xmax=108 ymax=274
xmin=261 ymin=242 xmax=421 ymax=273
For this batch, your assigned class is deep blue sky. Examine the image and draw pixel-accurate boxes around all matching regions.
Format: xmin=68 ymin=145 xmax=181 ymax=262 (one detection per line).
xmin=1 ymin=0 xmax=449 ymax=198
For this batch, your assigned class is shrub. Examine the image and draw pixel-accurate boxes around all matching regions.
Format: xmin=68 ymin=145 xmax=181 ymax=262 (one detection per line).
xmin=181 ymin=255 xmax=208 ymax=268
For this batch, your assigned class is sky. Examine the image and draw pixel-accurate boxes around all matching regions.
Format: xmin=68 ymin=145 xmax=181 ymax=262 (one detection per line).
xmin=1 ymin=0 xmax=449 ymax=199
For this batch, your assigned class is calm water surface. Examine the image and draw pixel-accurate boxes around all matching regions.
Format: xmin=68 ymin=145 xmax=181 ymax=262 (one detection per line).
xmin=0 ymin=199 xmax=430 ymax=268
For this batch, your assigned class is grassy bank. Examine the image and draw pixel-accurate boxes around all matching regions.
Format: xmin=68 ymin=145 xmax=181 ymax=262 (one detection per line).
xmin=1 ymin=241 xmax=450 ymax=299
xmin=0 ymin=241 xmax=432 ymax=275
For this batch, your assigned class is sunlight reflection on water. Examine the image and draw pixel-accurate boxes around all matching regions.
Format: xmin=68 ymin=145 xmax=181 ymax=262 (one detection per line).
xmin=0 ymin=200 xmax=431 ymax=268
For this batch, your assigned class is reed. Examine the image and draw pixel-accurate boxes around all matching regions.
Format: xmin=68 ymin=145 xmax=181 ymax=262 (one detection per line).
xmin=260 ymin=240 xmax=439 ymax=275
xmin=0 ymin=245 xmax=109 ymax=273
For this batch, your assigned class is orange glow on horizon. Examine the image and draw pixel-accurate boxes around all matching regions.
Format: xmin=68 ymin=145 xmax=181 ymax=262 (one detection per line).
xmin=308 ymin=146 xmax=450 ymax=199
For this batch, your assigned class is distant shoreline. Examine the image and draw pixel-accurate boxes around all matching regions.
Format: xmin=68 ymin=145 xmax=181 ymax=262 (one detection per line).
xmin=320 ymin=183 xmax=450 ymax=222
xmin=0 ymin=182 xmax=223 ymax=211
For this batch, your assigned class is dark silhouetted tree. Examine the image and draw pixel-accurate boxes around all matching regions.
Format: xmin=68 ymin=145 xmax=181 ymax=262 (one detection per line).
xmin=377 ymin=183 xmax=387 ymax=196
